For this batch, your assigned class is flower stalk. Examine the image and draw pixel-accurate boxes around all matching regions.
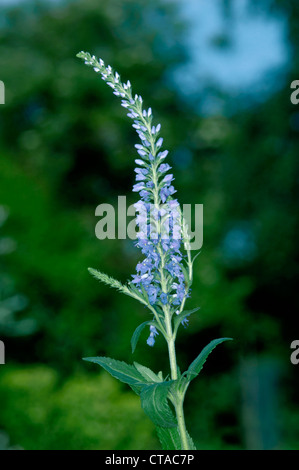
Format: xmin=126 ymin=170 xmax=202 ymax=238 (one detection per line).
xmin=77 ymin=51 xmax=232 ymax=451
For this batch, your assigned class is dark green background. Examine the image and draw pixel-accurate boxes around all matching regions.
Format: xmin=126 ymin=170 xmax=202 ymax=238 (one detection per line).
xmin=0 ymin=0 xmax=298 ymax=450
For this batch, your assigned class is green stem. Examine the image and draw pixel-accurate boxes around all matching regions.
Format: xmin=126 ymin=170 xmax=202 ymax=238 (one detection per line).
xmin=164 ymin=308 xmax=190 ymax=450
xmin=174 ymin=399 xmax=189 ymax=450
xmin=165 ymin=318 xmax=178 ymax=381
xmin=166 ymin=331 xmax=190 ymax=450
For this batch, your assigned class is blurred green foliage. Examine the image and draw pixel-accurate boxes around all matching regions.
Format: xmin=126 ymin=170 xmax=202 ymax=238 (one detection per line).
xmin=0 ymin=0 xmax=298 ymax=450
xmin=0 ymin=365 xmax=157 ymax=449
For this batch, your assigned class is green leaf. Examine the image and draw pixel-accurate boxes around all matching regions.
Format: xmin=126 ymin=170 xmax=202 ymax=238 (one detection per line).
xmin=88 ymin=269 xmax=151 ymax=309
xmin=186 ymin=431 xmax=197 ymax=450
xmin=156 ymin=426 xmax=182 ymax=450
xmin=180 ymin=263 xmax=191 ymax=286
xmin=157 ymin=371 xmax=163 ymax=380
xmin=140 ymin=381 xmax=177 ymax=428
xmin=131 ymin=321 xmax=155 ymax=354
xmin=186 ymin=337 xmax=233 ymax=381
xmin=156 ymin=426 xmax=197 ymax=450
xmin=133 ymin=362 xmax=162 ymax=383
xmin=173 ymin=307 xmax=200 ymax=334
xmin=140 ymin=283 xmax=150 ymax=303
xmin=83 ymin=356 xmax=145 ymax=388
xmin=88 ymin=268 xmax=131 ymax=296
xmin=128 ymin=283 xmax=148 ymax=304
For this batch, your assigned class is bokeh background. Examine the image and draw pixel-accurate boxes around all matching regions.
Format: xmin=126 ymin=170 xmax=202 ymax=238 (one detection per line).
xmin=0 ymin=0 xmax=298 ymax=450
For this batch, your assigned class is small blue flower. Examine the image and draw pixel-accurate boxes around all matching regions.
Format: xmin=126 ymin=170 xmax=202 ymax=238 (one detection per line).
xmin=147 ymin=325 xmax=159 ymax=346
xmin=133 ymin=182 xmax=145 ymax=192
xmin=158 ymin=150 xmax=169 ymax=160
xmin=163 ymin=174 xmax=174 ymax=184
xmin=156 ymin=137 xmax=163 ymax=148
xmin=146 ymin=336 xmax=155 ymax=346
xmin=158 ymin=163 xmax=171 ymax=173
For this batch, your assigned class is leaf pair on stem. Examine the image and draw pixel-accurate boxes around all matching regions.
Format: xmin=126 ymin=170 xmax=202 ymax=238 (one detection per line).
xmin=84 ymin=337 xmax=232 ymax=449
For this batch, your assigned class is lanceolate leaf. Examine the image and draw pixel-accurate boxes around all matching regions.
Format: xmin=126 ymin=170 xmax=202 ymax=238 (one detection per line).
xmin=88 ymin=268 xmax=131 ymax=295
xmin=156 ymin=426 xmax=197 ymax=450
xmin=156 ymin=426 xmax=182 ymax=450
xmin=140 ymin=381 xmax=177 ymax=428
xmin=83 ymin=356 xmax=145 ymax=387
xmin=127 ymin=283 xmax=148 ymax=305
xmin=186 ymin=431 xmax=197 ymax=450
xmin=186 ymin=337 xmax=232 ymax=381
xmin=88 ymin=269 xmax=150 ymax=308
xmin=133 ymin=362 xmax=162 ymax=383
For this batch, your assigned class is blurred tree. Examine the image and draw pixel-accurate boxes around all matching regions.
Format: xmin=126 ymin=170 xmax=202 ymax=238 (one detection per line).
xmin=0 ymin=0 xmax=193 ymax=372
xmin=187 ymin=0 xmax=299 ymax=449
xmin=0 ymin=0 xmax=298 ymax=450
xmin=0 ymin=205 xmax=37 ymax=338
